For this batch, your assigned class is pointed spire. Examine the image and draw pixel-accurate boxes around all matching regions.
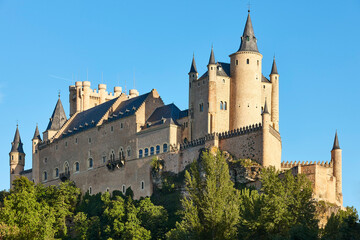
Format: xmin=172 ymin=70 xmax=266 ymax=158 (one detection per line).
xmin=208 ymin=46 xmax=216 ymax=65
xmin=238 ymin=11 xmax=259 ymax=52
xmin=189 ymin=53 xmax=198 ymax=73
xmin=271 ymin=56 xmax=278 ymax=75
xmin=11 ymin=125 xmax=24 ymax=153
xmin=46 ymin=97 xmax=67 ymax=131
xmin=263 ymin=98 xmax=269 ymax=114
xmin=32 ymin=124 xmax=42 ymax=141
xmin=332 ymin=131 xmax=341 ymax=150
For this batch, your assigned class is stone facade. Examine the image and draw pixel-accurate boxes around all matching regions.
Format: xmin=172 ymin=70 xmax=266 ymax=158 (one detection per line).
xmin=8 ymin=11 xmax=342 ymax=207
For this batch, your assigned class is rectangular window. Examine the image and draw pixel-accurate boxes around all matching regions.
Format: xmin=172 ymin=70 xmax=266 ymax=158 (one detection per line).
xmin=102 ymin=156 xmax=106 ymax=163
xmin=88 ymin=138 xmax=91 ymax=143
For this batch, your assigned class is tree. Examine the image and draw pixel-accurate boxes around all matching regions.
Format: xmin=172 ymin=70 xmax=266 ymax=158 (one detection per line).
xmin=167 ymin=150 xmax=240 ymax=240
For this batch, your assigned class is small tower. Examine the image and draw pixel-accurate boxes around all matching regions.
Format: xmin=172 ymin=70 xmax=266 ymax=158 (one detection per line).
xmin=270 ymin=57 xmax=279 ymax=131
xmin=32 ymin=125 xmax=42 ymax=183
xmin=9 ymin=125 xmax=25 ymax=188
xmin=230 ymin=10 xmax=263 ymax=130
xmin=261 ymin=99 xmax=271 ymax=167
xmin=331 ymin=131 xmax=343 ymax=205
xmin=189 ymin=54 xmax=198 ymax=82
xmin=43 ymin=96 xmax=67 ymax=141
xmin=188 ymin=54 xmax=198 ymax=140
xmin=207 ymin=47 xmax=217 ymax=133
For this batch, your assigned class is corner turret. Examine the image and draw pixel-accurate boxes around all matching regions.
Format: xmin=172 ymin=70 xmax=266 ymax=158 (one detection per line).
xmin=331 ymin=131 xmax=342 ymax=206
xmin=32 ymin=125 xmax=41 ymax=183
xmin=270 ymin=57 xmax=279 ymax=131
xmin=9 ymin=125 xmax=25 ymax=188
xmin=189 ymin=54 xmax=198 ymax=82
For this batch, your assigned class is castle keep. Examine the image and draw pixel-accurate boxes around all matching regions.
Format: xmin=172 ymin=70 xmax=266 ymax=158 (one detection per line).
xmin=9 ymin=12 xmax=343 ymax=207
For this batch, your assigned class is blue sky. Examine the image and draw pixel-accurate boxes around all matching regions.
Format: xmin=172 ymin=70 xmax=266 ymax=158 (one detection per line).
xmin=0 ymin=0 xmax=359 ymax=210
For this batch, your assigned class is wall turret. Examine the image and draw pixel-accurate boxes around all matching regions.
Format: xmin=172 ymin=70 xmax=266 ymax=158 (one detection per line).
xmin=208 ymin=47 xmax=217 ymax=133
xmin=9 ymin=125 xmax=25 ymax=188
xmin=261 ymin=99 xmax=271 ymax=167
xmin=32 ymin=125 xmax=41 ymax=183
xmin=331 ymin=131 xmax=343 ymax=205
xmin=230 ymin=11 xmax=263 ymax=130
xmin=98 ymin=84 xmax=107 ymax=104
xmin=82 ymin=81 xmax=91 ymax=110
xmin=189 ymin=54 xmax=198 ymax=82
xmin=270 ymin=57 xmax=279 ymax=131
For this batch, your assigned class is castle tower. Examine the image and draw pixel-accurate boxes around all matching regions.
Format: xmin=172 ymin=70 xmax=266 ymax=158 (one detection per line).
xmin=43 ymin=96 xmax=67 ymax=141
xmin=188 ymin=54 xmax=198 ymax=140
xmin=32 ymin=125 xmax=41 ymax=183
xmin=82 ymin=81 xmax=91 ymax=111
xmin=262 ymin=99 xmax=271 ymax=167
xmin=208 ymin=47 xmax=217 ymax=133
xmin=270 ymin=57 xmax=279 ymax=131
xmin=9 ymin=125 xmax=25 ymax=188
xmin=331 ymin=131 xmax=343 ymax=205
xmin=230 ymin=11 xmax=263 ymax=130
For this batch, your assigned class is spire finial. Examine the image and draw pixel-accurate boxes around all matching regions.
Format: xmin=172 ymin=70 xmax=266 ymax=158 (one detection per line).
xmin=247 ymin=1 xmax=251 ymax=13
xmin=58 ymin=90 xmax=61 ymax=98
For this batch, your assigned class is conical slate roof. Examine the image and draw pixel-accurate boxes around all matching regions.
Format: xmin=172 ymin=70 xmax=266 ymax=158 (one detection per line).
xmin=11 ymin=126 xmax=24 ymax=153
xmin=46 ymin=98 xmax=67 ymax=131
xmin=238 ymin=12 xmax=259 ymax=52
xmin=263 ymin=99 xmax=269 ymax=114
xmin=189 ymin=54 xmax=198 ymax=73
xmin=208 ymin=47 xmax=216 ymax=65
xmin=32 ymin=125 xmax=42 ymax=141
xmin=271 ymin=57 xmax=278 ymax=74
xmin=332 ymin=131 xmax=340 ymax=150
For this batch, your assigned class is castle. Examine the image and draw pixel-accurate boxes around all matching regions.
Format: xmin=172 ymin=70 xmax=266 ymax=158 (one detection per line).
xmin=8 ymin=11 xmax=343 ymax=207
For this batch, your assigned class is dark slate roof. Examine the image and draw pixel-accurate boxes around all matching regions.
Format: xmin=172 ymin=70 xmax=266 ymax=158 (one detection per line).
xmin=146 ymin=103 xmax=181 ymax=124
xmin=108 ymin=92 xmax=151 ymax=123
xmin=20 ymin=169 xmax=32 ymax=175
xmin=238 ymin=12 xmax=259 ymax=53
xmin=199 ymin=62 xmax=231 ymax=80
xmin=189 ymin=54 xmax=198 ymax=73
xmin=61 ymin=97 xmax=118 ymax=138
xmin=271 ymin=57 xmax=278 ymax=75
xmin=32 ymin=125 xmax=41 ymax=140
xmin=208 ymin=47 xmax=216 ymax=65
xmin=46 ymin=98 xmax=67 ymax=131
xmin=263 ymin=99 xmax=269 ymax=114
xmin=262 ymin=75 xmax=271 ymax=83
xmin=179 ymin=109 xmax=189 ymax=119
xmin=61 ymin=92 xmax=151 ymax=138
xmin=332 ymin=131 xmax=340 ymax=150
xmin=11 ymin=126 xmax=24 ymax=153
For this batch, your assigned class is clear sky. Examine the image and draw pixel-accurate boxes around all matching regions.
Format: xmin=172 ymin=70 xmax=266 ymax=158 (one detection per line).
xmin=0 ymin=0 xmax=359 ymax=210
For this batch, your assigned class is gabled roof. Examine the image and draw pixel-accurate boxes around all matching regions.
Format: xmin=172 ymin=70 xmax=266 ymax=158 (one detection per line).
xmin=11 ymin=126 xmax=24 ymax=153
xmin=46 ymin=98 xmax=67 ymax=131
xmin=61 ymin=92 xmax=151 ymax=138
xmin=238 ymin=12 xmax=259 ymax=53
xmin=147 ymin=103 xmax=181 ymax=124
xmin=199 ymin=62 xmax=231 ymax=80
xmin=262 ymin=75 xmax=271 ymax=83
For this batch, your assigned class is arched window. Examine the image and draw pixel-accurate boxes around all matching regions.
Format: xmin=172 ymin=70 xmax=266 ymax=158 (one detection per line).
xmin=88 ymin=186 xmax=92 ymax=194
xmin=144 ymin=148 xmax=149 ymax=157
xmin=156 ymin=145 xmax=160 ymax=154
xmin=54 ymin=168 xmax=59 ymax=178
xmin=224 ymin=101 xmax=227 ymax=110
xmin=247 ymin=59 xmax=250 ymax=64
xmin=43 ymin=171 xmax=47 ymax=181
xmin=150 ymin=147 xmax=154 ymax=155
xmin=88 ymin=158 xmax=93 ymax=169
xmin=127 ymin=147 xmax=131 ymax=157
xmin=74 ymin=162 xmax=80 ymax=173
xmin=163 ymin=143 xmax=168 ymax=153
xmin=220 ymin=101 xmax=223 ymax=110
xmin=122 ymin=185 xmax=126 ymax=194
xmin=110 ymin=150 xmax=115 ymax=161
xmin=139 ymin=149 xmax=143 ymax=158
xmin=119 ymin=148 xmax=124 ymax=159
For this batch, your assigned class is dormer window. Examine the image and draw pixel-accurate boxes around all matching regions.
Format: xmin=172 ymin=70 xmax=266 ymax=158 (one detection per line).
xmin=246 ymin=36 xmax=250 ymax=41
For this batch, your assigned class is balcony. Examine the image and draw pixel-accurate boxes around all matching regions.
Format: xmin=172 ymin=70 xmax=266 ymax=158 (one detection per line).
xmin=59 ymin=171 xmax=70 ymax=182
xmin=106 ymin=157 xmax=125 ymax=171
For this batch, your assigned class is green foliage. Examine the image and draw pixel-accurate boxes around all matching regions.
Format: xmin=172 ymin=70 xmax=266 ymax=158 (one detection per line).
xmin=151 ymin=156 xmax=164 ymax=172
xmin=321 ymin=206 xmax=360 ymax=240
xmin=167 ymin=150 xmax=240 ymax=240
xmin=231 ymin=158 xmax=260 ymax=167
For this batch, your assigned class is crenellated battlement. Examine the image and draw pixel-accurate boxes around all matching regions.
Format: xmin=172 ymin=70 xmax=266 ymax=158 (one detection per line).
xmin=180 ymin=123 xmax=263 ymax=151
xmin=281 ymin=160 xmax=333 ymax=169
